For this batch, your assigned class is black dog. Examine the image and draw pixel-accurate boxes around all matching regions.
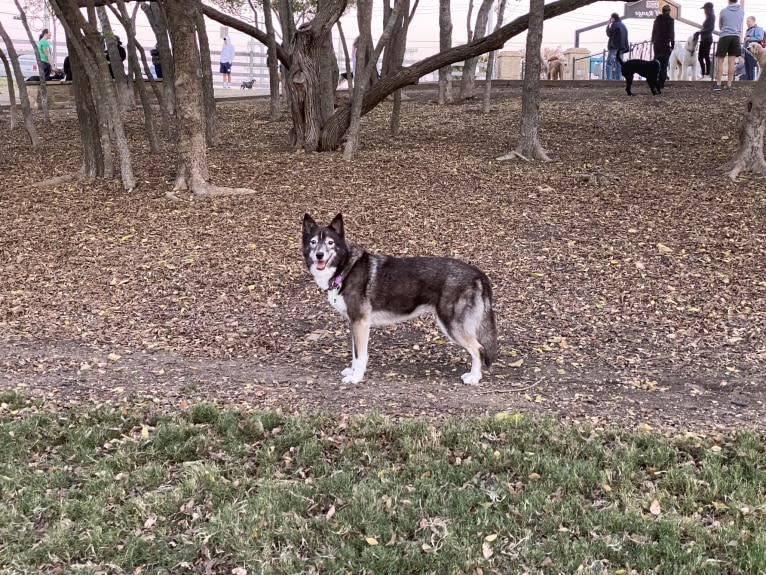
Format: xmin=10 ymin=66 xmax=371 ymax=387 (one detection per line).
xmin=240 ymin=79 xmax=254 ymax=89
xmin=619 ymin=54 xmax=661 ymax=96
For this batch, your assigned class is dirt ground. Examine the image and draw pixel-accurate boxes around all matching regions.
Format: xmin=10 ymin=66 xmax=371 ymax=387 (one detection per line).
xmin=1 ymin=83 xmax=764 ymax=433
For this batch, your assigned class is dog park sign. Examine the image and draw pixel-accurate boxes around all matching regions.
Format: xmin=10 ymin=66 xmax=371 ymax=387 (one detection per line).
xmin=625 ymin=0 xmax=679 ymax=19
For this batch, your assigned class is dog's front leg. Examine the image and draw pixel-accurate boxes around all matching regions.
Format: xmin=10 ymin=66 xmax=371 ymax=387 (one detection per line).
xmin=342 ymin=319 xmax=370 ymax=384
xmin=341 ymin=331 xmax=355 ymax=377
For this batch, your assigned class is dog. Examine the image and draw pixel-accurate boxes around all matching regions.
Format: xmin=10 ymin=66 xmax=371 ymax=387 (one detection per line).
xmin=670 ymin=35 xmax=699 ymax=81
xmin=240 ymin=79 xmax=254 ymax=89
xmin=547 ymin=57 xmax=564 ymax=80
xmin=747 ymin=42 xmax=766 ymax=71
xmin=302 ymin=213 xmax=498 ymax=385
xmin=618 ymin=53 xmax=662 ymax=96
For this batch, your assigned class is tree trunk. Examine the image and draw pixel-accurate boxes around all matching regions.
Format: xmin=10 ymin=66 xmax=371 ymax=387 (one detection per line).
xmin=142 ymin=1 xmax=176 ymax=119
xmin=195 ymin=9 xmax=217 ymax=146
xmin=337 ymin=21 xmax=353 ymax=94
xmin=263 ymin=0 xmax=281 ymax=120
xmin=438 ymin=0 xmax=453 ymax=105
xmin=320 ymin=31 xmax=339 ymax=123
xmin=500 ymin=0 xmax=549 ymax=162
xmin=114 ymin=0 xmax=160 ymax=153
xmin=0 ymin=21 xmax=39 ymax=147
xmin=52 ymin=0 xmax=136 ymax=190
xmin=387 ymin=0 xmax=417 ymax=137
xmin=67 ymin=34 xmax=106 ymax=177
xmin=723 ymin=76 xmax=766 ymax=180
xmin=343 ymin=0 xmax=373 ymax=160
xmin=97 ymin=6 xmax=134 ymax=111
xmin=13 ymin=0 xmax=50 ymax=123
xmin=285 ymin=0 xmax=347 ymax=151
xmin=483 ymin=0 xmax=508 ymax=114
xmin=0 ymin=48 xmax=18 ymax=130
xmin=460 ymin=0 xmax=493 ymax=100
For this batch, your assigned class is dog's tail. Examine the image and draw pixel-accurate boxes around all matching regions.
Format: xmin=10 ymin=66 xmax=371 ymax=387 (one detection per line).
xmin=476 ymin=277 xmax=498 ymax=369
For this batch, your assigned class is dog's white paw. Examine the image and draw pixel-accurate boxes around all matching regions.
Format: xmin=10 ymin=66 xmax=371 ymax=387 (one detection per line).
xmin=461 ymin=372 xmax=482 ymax=385
xmin=341 ymin=367 xmax=354 ymax=377
xmin=341 ymin=372 xmax=364 ymax=384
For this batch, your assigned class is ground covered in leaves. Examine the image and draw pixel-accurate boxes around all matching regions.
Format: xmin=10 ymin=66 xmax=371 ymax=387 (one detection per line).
xmin=1 ymin=83 xmax=764 ymax=432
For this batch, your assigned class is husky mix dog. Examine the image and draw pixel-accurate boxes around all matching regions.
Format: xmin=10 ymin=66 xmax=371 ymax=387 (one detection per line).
xmin=302 ymin=213 xmax=498 ymax=385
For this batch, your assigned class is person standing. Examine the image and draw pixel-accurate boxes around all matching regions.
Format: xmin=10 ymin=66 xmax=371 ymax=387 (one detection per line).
xmin=220 ymin=36 xmax=235 ymax=89
xmin=37 ymin=28 xmax=52 ymax=79
xmin=652 ymin=4 xmax=675 ymax=89
xmin=713 ymin=0 xmax=744 ymax=91
xmin=605 ymin=13 xmax=629 ymax=80
xmin=743 ymin=15 xmax=764 ymax=80
xmin=695 ymin=2 xmax=716 ymax=79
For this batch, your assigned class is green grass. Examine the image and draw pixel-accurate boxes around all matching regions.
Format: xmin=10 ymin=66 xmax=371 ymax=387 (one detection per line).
xmin=1 ymin=397 xmax=765 ymax=574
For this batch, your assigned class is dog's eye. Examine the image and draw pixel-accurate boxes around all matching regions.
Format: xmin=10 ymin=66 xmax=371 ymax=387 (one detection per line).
xmin=327 ymin=239 xmax=335 ymax=247
xmin=310 ymin=239 xmax=317 ymax=246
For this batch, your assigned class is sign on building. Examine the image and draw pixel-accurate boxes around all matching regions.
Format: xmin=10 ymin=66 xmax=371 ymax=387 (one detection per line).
xmin=625 ymin=0 xmax=679 ymax=19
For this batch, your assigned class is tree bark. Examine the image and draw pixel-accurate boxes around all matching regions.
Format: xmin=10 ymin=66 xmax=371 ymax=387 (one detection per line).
xmin=13 ymin=0 xmax=50 ymax=123
xmin=141 ymin=1 xmax=176 ymax=119
xmin=0 ymin=48 xmax=18 ymax=130
xmin=723 ymin=75 xmax=766 ymax=180
xmin=499 ymin=0 xmax=549 ymax=162
xmin=438 ymin=0 xmax=453 ymax=105
xmin=460 ymin=0 xmax=493 ymax=100
xmin=285 ymin=0 xmax=347 ymax=151
xmin=52 ymin=0 xmax=135 ymax=189
xmin=194 ymin=9 xmax=217 ymax=146
xmin=0 ymin=21 xmax=40 ymax=147
xmin=263 ymin=0 xmax=281 ymax=120
xmin=97 ymin=6 xmax=134 ymax=111
xmin=337 ymin=20 xmax=353 ymax=94
xmin=113 ymin=0 xmax=160 ymax=153
xmin=483 ymin=0 xmax=508 ymax=114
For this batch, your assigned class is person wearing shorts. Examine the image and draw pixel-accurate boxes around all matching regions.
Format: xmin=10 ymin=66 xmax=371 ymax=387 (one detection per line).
xmin=220 ymin=36 xmax=235 ymax=89
xmin=714 ymin=0 xmax=744 ymax=91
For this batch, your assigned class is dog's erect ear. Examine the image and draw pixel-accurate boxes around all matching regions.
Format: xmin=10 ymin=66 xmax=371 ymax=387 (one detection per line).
xmin=329 ymin=213 xmax=344 ymax=239
xmin=302 ymin=213 xmax=317 ymax=236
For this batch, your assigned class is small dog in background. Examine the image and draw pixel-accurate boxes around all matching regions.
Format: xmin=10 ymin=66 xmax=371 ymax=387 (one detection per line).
xmin=240 ymin=79 xmax=254 ymax=89
xmin=302 ymin=213 xmax=498 ymax=385
xmin=747 ymin=42 xmax=766 ymax=70
xmin=543 ymin=47 xmax=565 ymax=80
xmin=619 ymin=53 xmax=662 ymax=96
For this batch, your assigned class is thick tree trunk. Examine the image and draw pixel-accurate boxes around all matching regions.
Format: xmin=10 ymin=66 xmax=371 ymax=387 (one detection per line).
xmin=723 ymin=76 xmax=766 ymax=180
xmin=263 ymin=0 xmax=281 ymax=120
xmin=53 ymin=0 xmax=135 ymax=189
xmin=195 ymin=9 xmax=217 ymax=146
xmin=67 ymin=35 xmax=106 ymax=177
xmin=114 ymin=0 xmax=160 ymax=153
xmin=142 ymin=1 xmax=176 ymax=119
xmin=13 ymin=0 xmax=50 ymax=123
xmin=98 ymin=6 xmax=134 ymax=111
xmin=285 ymin=0 xmax=347 ymax=151
xmin=500 ymin=0 xmax=549 ymax=162
xmin=438 ymin=0 xmax=453 ymax=105
xmin=483 ymin=0 xmax=508 ymax=114
xmin=460 ymin=0 xmax=493 ymax=100
xmin=0 ymin=22 xmax=39 ymax=148
xmin=0 ymin=48 xmax=18 ymax=130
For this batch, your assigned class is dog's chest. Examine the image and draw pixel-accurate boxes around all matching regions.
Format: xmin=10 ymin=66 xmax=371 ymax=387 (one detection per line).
xmin=327 ymin=290 xmax=348 ymax=318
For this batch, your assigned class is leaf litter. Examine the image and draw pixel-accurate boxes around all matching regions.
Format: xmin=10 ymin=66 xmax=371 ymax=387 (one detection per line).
xmin=0 ymin=83 xmax=764 ymax=432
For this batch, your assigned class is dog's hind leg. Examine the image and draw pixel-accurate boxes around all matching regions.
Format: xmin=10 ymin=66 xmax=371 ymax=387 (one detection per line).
xmin=436 ymin=292 xmax=489 ymax=385
xmin=343 ymin=318 xmax=370 ymax=384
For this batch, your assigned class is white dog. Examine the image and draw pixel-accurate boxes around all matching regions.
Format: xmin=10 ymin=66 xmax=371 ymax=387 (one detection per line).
xmin=670 ymin=35 xmax=699 ymax=81
xmin=747 ymin=42 xmax=766 ymax=75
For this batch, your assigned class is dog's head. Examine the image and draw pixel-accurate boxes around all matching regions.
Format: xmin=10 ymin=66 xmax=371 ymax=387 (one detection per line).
xmin=747 ymin=42 xmax=766 ymax=65
xmin=302 ymin=213 xmax=348 ymax=288
xmin=687 ymin=34 xmax=699 ymax=50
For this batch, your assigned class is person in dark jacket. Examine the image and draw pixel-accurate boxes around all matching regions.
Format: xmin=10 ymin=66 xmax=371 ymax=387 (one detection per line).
xmin=63 ymin=55 xmax=72 ymax=81
xmin=150 ymin=46 xmax=162 ymax=79
xmin=652 ymin=4 xmax=675 ymax=88
xmin=606 ymin=13 xmax=630 ymax=80
xmin=695 ymin=2 xmax=716 ymax=79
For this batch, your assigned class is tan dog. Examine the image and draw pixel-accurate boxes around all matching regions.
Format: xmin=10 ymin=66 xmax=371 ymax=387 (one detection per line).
xmin=747 ymin=42 xmax=766 ymax=69
xmin=547 ymin=57 xmax=564 ymax=80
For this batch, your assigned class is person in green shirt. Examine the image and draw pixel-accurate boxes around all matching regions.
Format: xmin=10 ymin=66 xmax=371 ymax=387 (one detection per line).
xmin=37 ymin=28 xmax=52 ymax=79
